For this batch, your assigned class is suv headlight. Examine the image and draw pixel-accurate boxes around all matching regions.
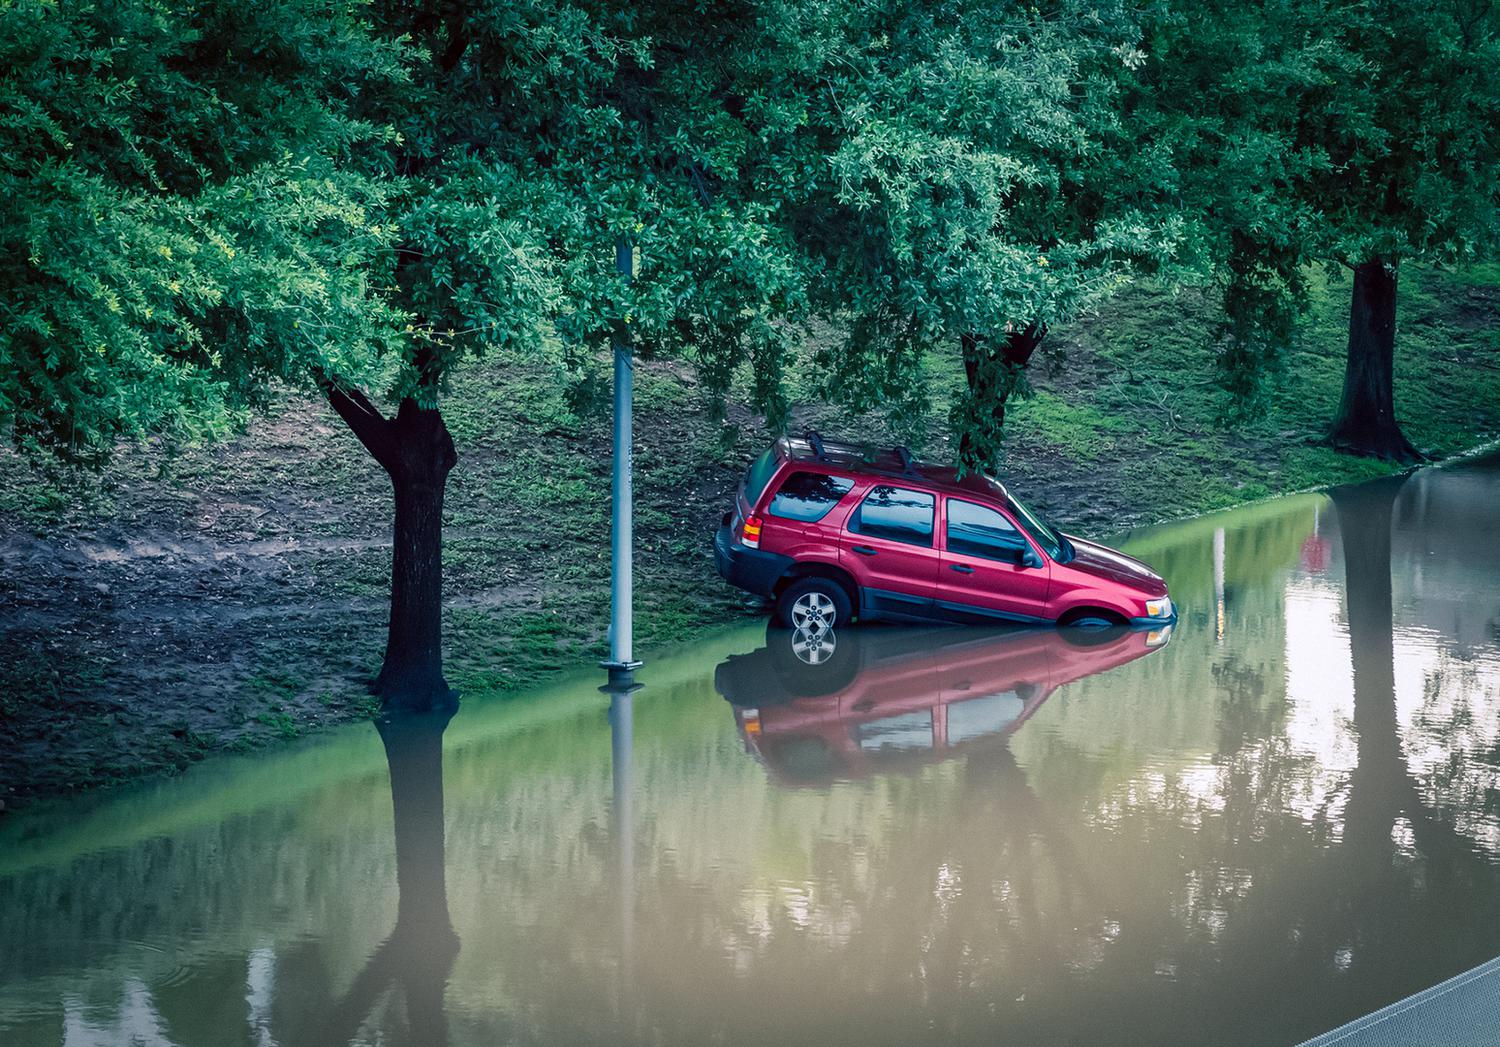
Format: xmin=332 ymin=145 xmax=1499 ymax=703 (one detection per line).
xmin=1145 ymin=597 xmax=1173 ymax=619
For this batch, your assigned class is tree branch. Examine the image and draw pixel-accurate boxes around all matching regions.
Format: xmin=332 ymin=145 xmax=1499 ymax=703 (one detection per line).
xmin=1002 ymin=320 xmax=1047 ymax=368
xmin=316 ymin=369 xmax=398 ymax=467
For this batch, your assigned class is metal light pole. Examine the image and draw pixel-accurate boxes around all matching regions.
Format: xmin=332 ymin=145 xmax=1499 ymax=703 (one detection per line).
xmin=602 ymin=238 xmax=643 ymax=686
xmin=598 ymin=237 xmax=643 ymax=1017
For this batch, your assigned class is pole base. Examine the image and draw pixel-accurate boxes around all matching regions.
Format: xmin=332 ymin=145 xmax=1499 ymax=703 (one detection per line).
xmin=600 ymin=659 xmax=644 ymax=689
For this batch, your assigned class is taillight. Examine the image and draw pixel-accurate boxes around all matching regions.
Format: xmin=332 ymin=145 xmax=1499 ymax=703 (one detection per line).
xmin=741 ymin=514 xmax=763 ymax=549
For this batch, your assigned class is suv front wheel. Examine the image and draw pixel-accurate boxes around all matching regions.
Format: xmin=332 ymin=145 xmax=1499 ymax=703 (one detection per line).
xmin=775 ymin=577 xmax=853 ymax=634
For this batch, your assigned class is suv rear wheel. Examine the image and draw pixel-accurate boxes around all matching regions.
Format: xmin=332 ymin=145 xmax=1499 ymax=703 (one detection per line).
xmin=775 ymin=577 xmax=853 ymax=633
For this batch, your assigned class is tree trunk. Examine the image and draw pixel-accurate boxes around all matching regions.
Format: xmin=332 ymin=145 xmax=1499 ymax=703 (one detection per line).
xmin=1001 ymin=321 xmax=1046 ymax=371
xmin=1328 ymin=259 xmax=1422 ymax=462
xmin=956 ymin=322 xmax=1046 ymax=472
xmin=956 ymin=333 xmax=993 ymax=470
xmin=323 ymin=379 xmax=458 ymax=713
xmin=378 ymin=401 xmax=457 ymax=710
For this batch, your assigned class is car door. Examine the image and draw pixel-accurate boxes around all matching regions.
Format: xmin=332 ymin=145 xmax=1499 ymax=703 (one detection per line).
xmin=840 ymin=483 xmax=941 ymax=619
xmin=936 ymin=497 xmax=1051 ymax=622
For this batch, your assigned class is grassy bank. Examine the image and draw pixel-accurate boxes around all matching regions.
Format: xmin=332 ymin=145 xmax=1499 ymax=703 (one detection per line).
xmin=0 ymin=264 xmax=1495 ymax=806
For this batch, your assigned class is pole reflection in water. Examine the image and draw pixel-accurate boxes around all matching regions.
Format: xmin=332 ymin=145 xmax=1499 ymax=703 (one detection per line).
xmin=1214 ymin=526 xmax=1227 ymax=643
xmin=316 ymin=710 xmax=459 ymax=1046
xmin=607 ymin=681 xmax=637 ymax=1006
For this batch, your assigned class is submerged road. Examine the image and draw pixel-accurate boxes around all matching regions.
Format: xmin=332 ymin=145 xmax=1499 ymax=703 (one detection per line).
xmin=2 ymin=453 xmax=1499 ymax=1046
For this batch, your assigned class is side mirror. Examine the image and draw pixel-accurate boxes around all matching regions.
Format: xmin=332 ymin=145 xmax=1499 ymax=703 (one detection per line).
xmin=1017 ymin=547 xmax=1043 ymax=569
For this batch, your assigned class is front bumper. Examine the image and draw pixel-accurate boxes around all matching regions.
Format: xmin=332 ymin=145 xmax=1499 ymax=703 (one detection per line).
xmin=714 ymin=516 xmax=794 ymax=598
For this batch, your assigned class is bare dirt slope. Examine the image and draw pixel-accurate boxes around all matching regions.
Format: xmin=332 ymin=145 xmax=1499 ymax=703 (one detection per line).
xmin=0 ymin=362 xmax=755 ymax=804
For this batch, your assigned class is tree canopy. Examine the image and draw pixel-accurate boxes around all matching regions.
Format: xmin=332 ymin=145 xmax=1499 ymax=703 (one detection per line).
xmin=0 ymin=0 xmax=407 ymax=463
xmin=1133 ymin=0 xmax=1500 ymax=453
xmin=789 ymin=0 xmax=1180 ymax=471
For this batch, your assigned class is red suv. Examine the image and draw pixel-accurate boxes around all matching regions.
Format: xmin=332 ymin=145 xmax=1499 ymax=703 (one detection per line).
xmin=714 ymin=433 xmax=1177 ymax=631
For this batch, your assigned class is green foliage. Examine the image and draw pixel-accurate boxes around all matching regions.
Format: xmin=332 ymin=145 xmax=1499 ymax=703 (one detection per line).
xmin=13 ymin=0 xmax=1107 ymax=467
xmin=1132 ymin=0 xmax=1500 ymax=402
xmin=0 ymin=0 xmax=409 ymax=463
xmin=790 ymin=0 xmax=1181 ymax=471
xmin=0 ymin=0 xmax=846 ymax=462
xmin=4 ymin=0 xmax=1492 ymax=474
xmin=1216 ymin=235 xmax=1307 ymax=414
xmin=360 ymin=0 xmax=871 ymax=419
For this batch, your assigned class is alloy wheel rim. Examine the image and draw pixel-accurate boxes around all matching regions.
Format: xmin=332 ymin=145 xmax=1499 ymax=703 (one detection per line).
xmin=791 ymin=625 xmax=837 ymax=665
xmin=790 ymin=591 xmax=836 ymax=634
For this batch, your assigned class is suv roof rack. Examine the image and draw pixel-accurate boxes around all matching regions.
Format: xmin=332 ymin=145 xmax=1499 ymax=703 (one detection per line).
xmin=789 ymin=431 xmax=930 ymax=482
xmin=801 ymin=429 xmax=830 ymax=462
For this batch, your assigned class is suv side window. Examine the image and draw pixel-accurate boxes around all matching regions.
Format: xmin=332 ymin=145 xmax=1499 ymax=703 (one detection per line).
xmin=849 ymin=485 xmax=935 ymax=547
xmin=767 ymin=472 xmax=855 ymax=522
xmin=946 ymin=499 xmax=1029 ymax=561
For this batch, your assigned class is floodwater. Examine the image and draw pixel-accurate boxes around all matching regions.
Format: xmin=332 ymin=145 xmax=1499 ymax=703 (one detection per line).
xmin=3 ymin=457 xmax=1500 ymax=1047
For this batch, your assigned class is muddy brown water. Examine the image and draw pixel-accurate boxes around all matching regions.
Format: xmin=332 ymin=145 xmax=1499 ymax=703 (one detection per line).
xmin=2 ymin=456 xmax=1499 ymax=1046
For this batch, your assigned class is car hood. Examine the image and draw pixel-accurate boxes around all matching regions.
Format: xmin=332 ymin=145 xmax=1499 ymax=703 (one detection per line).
xmin=1062 ymin=535 xmax=1168 ymax=596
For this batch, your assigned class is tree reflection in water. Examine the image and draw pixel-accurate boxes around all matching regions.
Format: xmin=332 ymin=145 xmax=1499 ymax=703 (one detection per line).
xmin=955 ymin=741 xmax=1103 ymax=982
xmin=1333 ymin=475 xmax=1485 ymax=873
xmin=314 ymin=710 xmax=459 ymax=1046
xmin=1247 ymin=475 xmax=1500 ymax=1037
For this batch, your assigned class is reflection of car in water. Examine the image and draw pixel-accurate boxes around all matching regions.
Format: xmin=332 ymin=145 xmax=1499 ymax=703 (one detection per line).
xmin=716 ymin=624 xmax=1171 ymax=785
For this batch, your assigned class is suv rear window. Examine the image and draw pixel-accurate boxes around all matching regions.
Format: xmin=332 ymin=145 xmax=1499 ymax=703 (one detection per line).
xmin=849 ymin=485 xmax=935 ymax=547
xmin=767 ymin=472 xmax=855 ymax=522
xmin=742 ymin=449 xmax=779 ymax=506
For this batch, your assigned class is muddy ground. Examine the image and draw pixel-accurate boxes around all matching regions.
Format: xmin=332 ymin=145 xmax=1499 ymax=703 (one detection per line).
xmin=0 ymin=363 xmax=765 ymax=806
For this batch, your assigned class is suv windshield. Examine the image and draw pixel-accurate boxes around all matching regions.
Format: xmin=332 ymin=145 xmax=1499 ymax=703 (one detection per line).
xmin=1008 ymin=494 xmax=1073 ymax=562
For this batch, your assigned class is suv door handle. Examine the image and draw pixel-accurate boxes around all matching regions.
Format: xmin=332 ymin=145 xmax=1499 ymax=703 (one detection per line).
xmin=851 ymin=545 xmax=878 ymax=556
xmin=950 ymin=564 xmax=975 ymax=574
